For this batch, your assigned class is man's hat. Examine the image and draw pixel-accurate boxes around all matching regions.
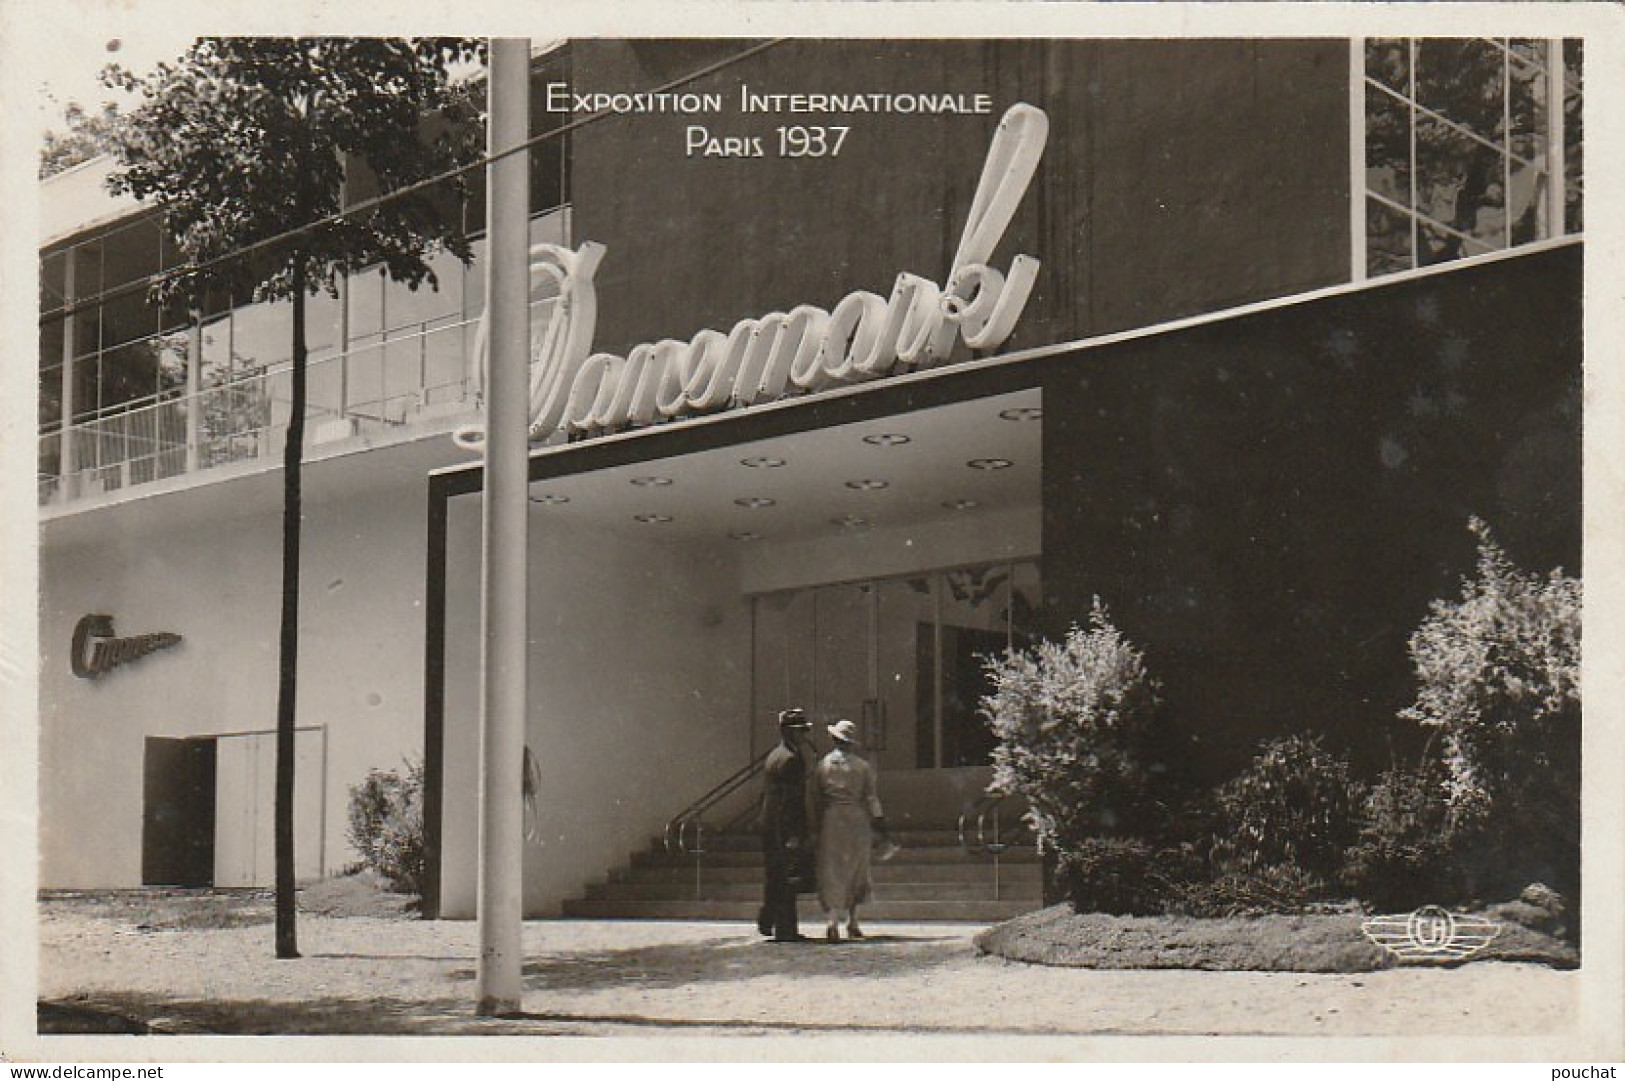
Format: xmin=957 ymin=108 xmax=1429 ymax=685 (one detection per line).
xmin=777 ymin=707 xmax=811 ymax=729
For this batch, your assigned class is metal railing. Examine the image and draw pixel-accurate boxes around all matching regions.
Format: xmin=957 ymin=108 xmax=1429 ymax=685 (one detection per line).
xmin=958 ymin=790 xmax=1023 ymax=901
xmin=663 ymin=749 xmax=773 ymax=900
xmin=37 ymin=311 xmax=509 ymax=507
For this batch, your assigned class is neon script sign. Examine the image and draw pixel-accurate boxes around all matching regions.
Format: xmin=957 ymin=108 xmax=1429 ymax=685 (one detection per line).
xmin=455 ymin=103 xmax=1049 ymax=450
xmin=71 ymin=614 xmax=183 ymax=679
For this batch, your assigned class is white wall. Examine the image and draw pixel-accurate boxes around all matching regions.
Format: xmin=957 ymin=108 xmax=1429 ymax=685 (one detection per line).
xmin=38 ymin=468 xmax=435 ymax=888
xmin=439 ymin=501 xmax=752 ymax=918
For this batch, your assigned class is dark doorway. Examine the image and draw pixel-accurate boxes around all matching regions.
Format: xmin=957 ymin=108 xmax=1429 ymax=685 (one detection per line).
xmin=142 ymin=737 xmax=217 ymax=886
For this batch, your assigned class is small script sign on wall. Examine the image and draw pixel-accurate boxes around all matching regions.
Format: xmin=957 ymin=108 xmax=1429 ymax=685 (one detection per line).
xmin=71 ymin=614 xmax=183 ymax=679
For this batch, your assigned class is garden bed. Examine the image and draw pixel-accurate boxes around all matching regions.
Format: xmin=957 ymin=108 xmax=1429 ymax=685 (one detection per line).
xmin=973 ymin=904 xmax=1579 ymax=973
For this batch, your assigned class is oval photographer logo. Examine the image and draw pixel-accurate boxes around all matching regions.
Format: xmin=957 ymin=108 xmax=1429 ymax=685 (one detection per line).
xmin=1361 ymin=905 xmax=1500 ymax=962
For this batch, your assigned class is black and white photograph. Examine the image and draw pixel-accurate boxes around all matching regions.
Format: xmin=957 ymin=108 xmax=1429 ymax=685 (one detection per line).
xmin=2 ymin=1 xmax=1622 ymax=1065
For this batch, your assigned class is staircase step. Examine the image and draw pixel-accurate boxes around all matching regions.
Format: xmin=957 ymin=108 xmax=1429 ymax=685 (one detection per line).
xmin=612 ymin=862 xmax=1038 ymax=885
xmin=560 ymin=897 xmax=1042 ymax=922
xmin=674 ymin=828 xmax=1027 ymax=852
xmin=584 ymin=879 xmax=1042 ymax=903
xmin=632 ymin=845 xmax=1039 ymax=869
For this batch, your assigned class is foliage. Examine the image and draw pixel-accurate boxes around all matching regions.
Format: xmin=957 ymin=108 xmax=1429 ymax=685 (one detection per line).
xmin=1212 ymin=734 xmax=1362 ymax=885
xmin=1163 ymin=862 xmax=1330 ymax=918
xmin=102 ymin=37 xmax=484 ymax=307
xmin=346 ymin=760 xmax=426 ymax=895
xmin=1402 ymin=518 xmax=1582 ymax=901
xmin=1058 ymin=837 xmax=1165 ymax=916
xmin=981 ymin=601 xmax=1164 ymax=913
xmin=1340 ymin=760 xmax=1461 ymax=911
xmin=102 ymin=36 xmax=484 ymax=957
xmin=39 ymin=99 xmax=128 ymax=178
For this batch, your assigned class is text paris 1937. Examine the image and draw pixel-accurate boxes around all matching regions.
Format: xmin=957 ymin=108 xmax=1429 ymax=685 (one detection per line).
xmin=684 ymin=125 xmax=851 ymax=159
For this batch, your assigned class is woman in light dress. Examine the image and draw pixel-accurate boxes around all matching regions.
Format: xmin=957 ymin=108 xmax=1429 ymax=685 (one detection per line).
xmin=812 ymin=718 xmax=887 ymax=942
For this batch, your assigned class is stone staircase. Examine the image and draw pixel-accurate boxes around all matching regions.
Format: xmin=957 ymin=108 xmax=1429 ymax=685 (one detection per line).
xmin=562 ymin=824 xmax=1045 ymax=922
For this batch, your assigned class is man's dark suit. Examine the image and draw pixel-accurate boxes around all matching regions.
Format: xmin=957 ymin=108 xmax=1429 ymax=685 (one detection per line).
xmin=758 ymin=740 xmax=808 ymax=940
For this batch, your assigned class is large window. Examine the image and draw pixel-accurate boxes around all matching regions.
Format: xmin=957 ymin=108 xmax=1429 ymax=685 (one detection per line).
xmin=1360 ymin=38 xmax=1582 ymax=279
xmin=751 ymin=561 xmax=1043 ymax=771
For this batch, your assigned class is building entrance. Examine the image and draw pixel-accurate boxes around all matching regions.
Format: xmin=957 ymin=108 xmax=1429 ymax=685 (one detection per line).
xmin=750 ymin=560 xmax=1042 ymax=776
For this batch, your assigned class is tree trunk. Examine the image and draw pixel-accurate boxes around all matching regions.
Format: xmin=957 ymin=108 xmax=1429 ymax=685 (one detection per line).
xmin=275 ymin=268 xmax=307 ymax=959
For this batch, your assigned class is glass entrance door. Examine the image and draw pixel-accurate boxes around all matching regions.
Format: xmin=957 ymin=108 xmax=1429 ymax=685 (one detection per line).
xmin=751 ymin=560 xmax=1041 ymax=771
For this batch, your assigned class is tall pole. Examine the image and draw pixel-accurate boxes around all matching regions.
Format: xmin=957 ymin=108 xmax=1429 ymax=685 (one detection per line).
xmin=476 ymin=36 xmax=531 ymax=1017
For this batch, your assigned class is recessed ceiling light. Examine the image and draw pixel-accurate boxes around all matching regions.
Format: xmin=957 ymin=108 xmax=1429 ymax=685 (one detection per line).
xmin=967 ymin=458 xmax=1014 ymax=471
xmin=863 ymin=433 xmax=911 ymax=447
xmin=528 ymin=493 xmax=571 ymax=504
xmin=728 ymin=530 xmax=762 ymax=542
xmin=844 ymin=479 xmax=890 ymax=491
xmin=630 ymin=476 xmax=674 ymax=487
xmin=832 ymin=515 xmax=871 ymax=529
xmin=734 ymin=496 xmax=777 ymax=509
xmin=944 ymin=498 xmax=979 ymax=511
xmin=999 ymin=406 xmax=1043 ymax=422
xmin=741 ymin=456 xmax=786 ymax=468
xmin=633 ymin=513 xmax=673 ymax=524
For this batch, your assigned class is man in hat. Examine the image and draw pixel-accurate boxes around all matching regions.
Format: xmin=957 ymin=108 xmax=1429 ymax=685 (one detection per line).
xmin=757 ymin=707 xmax=814 ymax=942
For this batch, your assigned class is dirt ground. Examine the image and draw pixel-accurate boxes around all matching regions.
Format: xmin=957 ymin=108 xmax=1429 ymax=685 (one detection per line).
xmin=35 ymin=898 xmax=1583 ymax=1044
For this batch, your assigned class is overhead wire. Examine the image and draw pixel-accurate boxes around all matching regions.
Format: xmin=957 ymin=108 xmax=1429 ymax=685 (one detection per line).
xmin=39 ymin=37 xmax=788 ymax=324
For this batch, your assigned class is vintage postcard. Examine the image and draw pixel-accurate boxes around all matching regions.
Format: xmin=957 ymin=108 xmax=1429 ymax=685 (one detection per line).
xmin=2 ymin=0 xmax=1621 ymax=1066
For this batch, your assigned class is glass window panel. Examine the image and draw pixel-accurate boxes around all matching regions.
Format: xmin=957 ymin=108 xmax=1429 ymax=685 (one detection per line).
xmin=100 ymin=286 xmax=158 ymax=349
xmin=1365 ymin=39 xmax=1411 ymax=95
xmin=41 ymin=250 xmax=67 ymax=312
xmin=937 ymin=565 xmax=1012 ymax=768
xmin=307 ymin=356 xmax=343 ymax=418
xmin=39 ymin=357 xmax=64 ymax=429
xmin=1418 ymin=220 xmax=1497 ymax=269
xmin=1509 ymin=159 xmax=1549 ymax=245
xmin=100 ymin=216 xmax=162 ymax=290
xmin=69 ymin=352 xmax=98 ymax=421
xmin=154 ymin=332 xmax=189 ymax=397
xmin=231 ymin=296 xmax=292 ymax=372
xmin=304 ymin=288 xmax=341 ymax=357
xmin=1509 ymin=40 xmax=1545 ymax=70
xmin=98 ymin=339 xmax=161 ymax=410
xmin=345 ymin=340 xmax=385 ymax=416
xmin=1508 ymin=54 xmax=1545 ymax=164
xmin=1416 ymin=38 xmax=1507 ymax=148
xmin=1563 ymin=45 xmax=1582 ymax=234
xmin=199 ymin=312 xmax=233 ymax=386
xmin=1416 ymin=114 xmax=1506 ymax=247
xmin=463 ymin=235 xmax=487 ymax=315
xmin=383 ymin=339 xmax=424 ymax=415
xmin=1366 ymin=85 xmax=1412 ymax=208
xmin=752 ymin=590 xmax=817 ymax=759
xmin=347 ymin=269 xmax=384 ymax=342
xmin=875 ymin=576 xmax=934 ymax=772
xmin=384 ymin=250 xmax=463 ymax=333
xmin=71 ymin=239 xmax=104 ymax=308
xmin=421 ymin=321 xmax=468 ymax=403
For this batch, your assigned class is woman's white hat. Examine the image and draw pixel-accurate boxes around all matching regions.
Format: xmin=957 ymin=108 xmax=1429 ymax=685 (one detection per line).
xmin=827 ymin=718 xmax=859 ymax=744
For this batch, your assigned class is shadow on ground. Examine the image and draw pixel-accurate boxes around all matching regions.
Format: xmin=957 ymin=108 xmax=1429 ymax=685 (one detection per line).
xmin=448 ymin=931 xmax=974 ymax=993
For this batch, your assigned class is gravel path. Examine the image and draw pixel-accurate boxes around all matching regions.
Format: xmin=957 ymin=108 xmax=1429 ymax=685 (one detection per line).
xmin=39 ymin=910 xmax=1579 ymax=1040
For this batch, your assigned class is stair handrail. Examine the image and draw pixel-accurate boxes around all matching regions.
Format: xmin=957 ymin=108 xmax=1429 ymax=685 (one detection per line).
xmin=959 ymin=790 xmax=1011 ymax=854
xmin=664 ymin=748 xmax=774 ymax=854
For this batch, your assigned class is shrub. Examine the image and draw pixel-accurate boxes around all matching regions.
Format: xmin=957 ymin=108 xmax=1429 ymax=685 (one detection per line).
xmin=1403 ymin=518 xmax=1581 ymax=902
xmin=982 ymin=601 xmax=1164 ymax=913
xmin=1164 ymin=862 xmax=1329 ymax=918
xmin=1213 ymin=734 xmax=1362 ymax=886
xmin=346 ymin=759 xmax=426 ymax=895
xmin=1058 ymin=838 xmax=1164 ymax=915
xmin=1340 ymin=760 xmax=1461 ymax=911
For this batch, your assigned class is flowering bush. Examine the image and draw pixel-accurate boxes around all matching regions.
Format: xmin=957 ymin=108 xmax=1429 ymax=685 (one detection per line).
xmin=981 ymin=601 xmax=1164 ymax=913
xmin=1403 ymin=518 xmax=1581 ymax=901
xmin=346 ymin=759 xmax=426 ymax=895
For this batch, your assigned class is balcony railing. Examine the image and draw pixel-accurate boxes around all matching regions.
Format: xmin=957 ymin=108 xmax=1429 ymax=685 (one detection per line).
xmin=37 ymin=311 xmax=517 ymax=507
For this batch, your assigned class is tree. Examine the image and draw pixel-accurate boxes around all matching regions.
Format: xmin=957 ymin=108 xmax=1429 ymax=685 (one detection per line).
xmin=105 ymin=37 xmax=484 ymax=957
xmin=40 ymin=99 xmax=129 ymax=178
